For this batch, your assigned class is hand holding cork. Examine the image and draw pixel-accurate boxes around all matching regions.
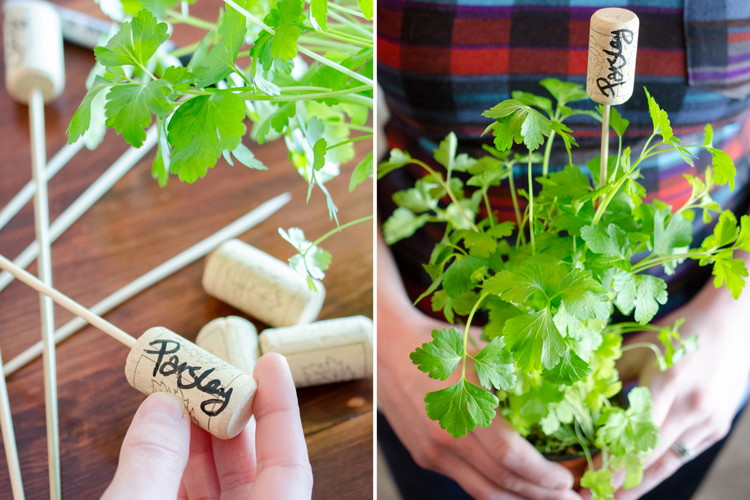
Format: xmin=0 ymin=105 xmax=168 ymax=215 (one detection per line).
xmin=103 ymin=354 xmax=313 ymax=499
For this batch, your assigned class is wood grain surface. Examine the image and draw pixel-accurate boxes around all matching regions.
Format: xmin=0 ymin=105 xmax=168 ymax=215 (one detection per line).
xmin=0 ymin=0 xmax=373 ymax=498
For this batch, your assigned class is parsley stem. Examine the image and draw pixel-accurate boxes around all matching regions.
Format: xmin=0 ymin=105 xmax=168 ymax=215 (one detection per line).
xmin=310 ymin=215 xmax=373 ymax=247
xmin=326 ymin=134 xmax=374 ymax=151
xmin=328 ymin=2 xmax=368 ymax=20
xmin=412 ymin=159 xmax=479 ymax=232
xmin=164 ymin=11 xmax=216 ymax=31
xmin=631 ymin=249 xmax=717 ymax=273
xmin=461 ymin=292 xmax=489 ymax=379
xmin=508 ymin=164 xmax=523 ymax=243
xmin=527 ymin=154 xmax=536 ymax=253
xmin=542 ymin=130 xmax=555 ymax=177
xmin=482 ymin=189 xmax=494 ymax=227
xmin=308 ymin=26 xmax=373 ymax=48
xmin=223 ymin=0 xmax=374 ymax=87
xmin=327 ymin=11 xmax=373 ymax=39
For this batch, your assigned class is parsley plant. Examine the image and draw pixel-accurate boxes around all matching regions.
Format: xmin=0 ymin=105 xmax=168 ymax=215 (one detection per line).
xmin=379 ymin=79 xmax=749 ymax=498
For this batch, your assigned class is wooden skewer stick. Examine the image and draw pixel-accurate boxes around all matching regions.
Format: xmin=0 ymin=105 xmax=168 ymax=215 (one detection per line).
xmin=5 ymin=1 xmax=69 ymax=495
xmin=3 ymin=192 xmax=291 ymax=376
xmin=0 ymin=138 xmax=84 ymax=231
xmin=0 ymin=128 xmax=157 ymax=294
xmin=585 ymin=8 xmax=639 ymax=187
xmin=0 ymin=254 xmax=257 ymax=440
xmin=29 ymin=84 xmax=62 ymax=500
xmin=0 ymin=349 xmax=25 ymax=500
xmin=0 ymin=253 xmax=136 ymax=347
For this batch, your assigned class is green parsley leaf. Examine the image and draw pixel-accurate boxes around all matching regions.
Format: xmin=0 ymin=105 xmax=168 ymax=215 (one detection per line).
xmin=597 ymin=387 xmax=659 ymax=455
xmin=443 ymin=255 xmax=487 ymax=298
xmin=67 ymin=76 xmax=111 ymax=143
xmin=652 ymin=208 xmax=692 ymax=258
xmin=736 ymin=215 xmax=750 ymax=252
xmin=511 ymin=90 xmax=552 ymax=114
xmin=357 ymin=0 xmax=373 ymax=19
xmin=349 ymin=151 xmax=373 ymax=192
xmin=557 ymin=268 xmax=610 ymax=321
xmin=434 ymin=132 xmax=458 ymax=173
xmin=711 ymin=250 xmax=747 ymax=299
xmin=580 ymin=223 xmax=631 ymax=260
xmin=104 ymin=80 xmax=174 ymax=147
xmin=503 ymin=309 xmax=566 ymax=371
xmin=644 ymin=88 xmax=673 ymax=142
xmin=377 ymin=149 xmax=412 ymax=178
xmin=310 ymin=0 xmax=328 ymax=29
xmin=581 ymin=469 xmax=615 ymax=500
xmin=607 ymin=106 xmax=630 ymax=137
xmin=543 ymin=348 xmax=590 ymax=385
xmin=538 ymin=165 xmax=591 ymax=200
xmin=410 ymin=328 xmax=463 ymax=381
xmin=612 ymin=271 xmax=668 ymax=324
xmin=279 ymin=227 xmax=331 ymax=289
xmin=482 ymin=99 xmax=552 ymax=151
xmin=189 ymin=6 xmax=247 ymax=87
xmin=94 ymin=9 xmax=168 ymax=69
xmin=425 ymin=379 xmax=499 ymax=438
xmin=539 ymin=78 xmax=588 ymax=107
xmin=270 ymin=0 xmax=304 ymax=61
xmin=472 ymin=337 xmax=516 ymax=390
xmin=382 ymin=207 xmax=429 ymax=244
xmin=707 ymin=148 xmax=736 ymax=191
xmin=167 ymin=92 xmax=246 ymax=182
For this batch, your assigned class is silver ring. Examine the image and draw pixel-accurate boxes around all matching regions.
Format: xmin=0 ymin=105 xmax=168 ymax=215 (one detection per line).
xmin=670 ymin=440 xmax=695 ymax=462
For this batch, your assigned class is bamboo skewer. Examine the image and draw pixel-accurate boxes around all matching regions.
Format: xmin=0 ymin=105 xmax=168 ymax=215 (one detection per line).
xmin=28 ymin=85 xmax=62 ymax=500
xmin=0 ymin=349 xmax=24 ymax=500
xmin=0 ymin=254 xmax=135 ymax=347
xmin=0 ymin=128 xmax=157 ymax=294
xmin=3 ymin=192 xmax=291 ymax=376
xmin=0 ymin=139 xmax=84 ymax=232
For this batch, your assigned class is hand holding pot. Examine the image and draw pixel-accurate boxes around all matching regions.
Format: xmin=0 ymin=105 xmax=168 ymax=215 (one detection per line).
xmin=378 ymin=237 xmax=582 ymax=500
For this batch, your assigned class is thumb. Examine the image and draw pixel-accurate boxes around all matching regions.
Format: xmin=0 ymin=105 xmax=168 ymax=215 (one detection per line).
xmin=102 ymin=392 xmax=191 ymax=500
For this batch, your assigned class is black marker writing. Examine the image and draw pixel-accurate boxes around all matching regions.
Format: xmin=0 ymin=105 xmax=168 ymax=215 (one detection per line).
xmin=145 ymin=339 xmax=233 ymax=417
xmin=596 ymin=29 xmax=634 ymax=97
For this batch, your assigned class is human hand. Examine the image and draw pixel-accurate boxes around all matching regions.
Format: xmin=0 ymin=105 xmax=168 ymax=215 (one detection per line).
xmin=583 ymin=281 xmax=750 ymax=500
xmin=377 ymin=238 xmax=581 ymax=500
xmin=102 ymin=353 xmax=313 ymax=499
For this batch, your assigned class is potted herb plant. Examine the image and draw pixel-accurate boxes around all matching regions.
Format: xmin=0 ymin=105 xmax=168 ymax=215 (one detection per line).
xmin=378 ymin=78 xmax=749 ymax=499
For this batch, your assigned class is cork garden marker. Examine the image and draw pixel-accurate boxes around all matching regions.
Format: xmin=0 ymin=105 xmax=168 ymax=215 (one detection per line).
xmin=4 ymin=1 xmax=67 ymax=496
xmin=0 ymin=254 xmax=257 ymax=440
xmin=586 ymin=8 xmax=639 ymax=188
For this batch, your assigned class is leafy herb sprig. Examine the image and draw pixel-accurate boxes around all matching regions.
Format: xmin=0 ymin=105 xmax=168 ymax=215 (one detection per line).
xmin=71 ymin=0 xmax=372 ymax=206
xmin=379 ymin=79 xmax=749 ymax=498
xmin=71 ymin=0 xmax=373 ymax=285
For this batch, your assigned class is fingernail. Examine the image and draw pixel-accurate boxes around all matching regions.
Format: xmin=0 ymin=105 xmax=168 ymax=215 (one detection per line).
xmin=135 ymin=392 xmax=185 ymax=424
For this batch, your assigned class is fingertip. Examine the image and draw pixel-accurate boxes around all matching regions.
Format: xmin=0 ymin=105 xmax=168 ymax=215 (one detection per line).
xmin=135 ymin=392 xmax=186 ymax=424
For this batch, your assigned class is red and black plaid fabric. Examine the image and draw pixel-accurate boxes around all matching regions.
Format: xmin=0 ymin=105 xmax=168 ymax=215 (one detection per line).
xmin=378 ymin=0 xmax=750 ymax=317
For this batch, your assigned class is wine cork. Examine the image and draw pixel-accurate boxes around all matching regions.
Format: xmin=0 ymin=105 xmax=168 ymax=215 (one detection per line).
xmin=202 ymin=239 xmax=325 ymax=327
xmin=125 ymin=327 xmax=256 ymax=439
xmin=586 ymin=8 xmax=639 ymax=105
xmin=196 ymin=316 xmax=259 ymax=374
xmin=259 ymin=315 xmax=373 ymax=387
xmin=3 ymin=0 xmax=65 ymax=103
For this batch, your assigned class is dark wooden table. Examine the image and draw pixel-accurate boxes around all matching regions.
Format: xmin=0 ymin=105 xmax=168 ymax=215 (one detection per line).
xmin=0 ymin=1 xmax=373 ymax=498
